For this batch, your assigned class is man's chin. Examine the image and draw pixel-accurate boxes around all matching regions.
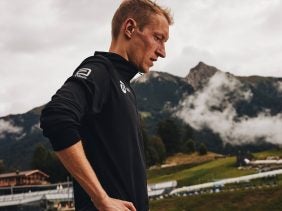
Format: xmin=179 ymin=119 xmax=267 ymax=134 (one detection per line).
xmin=140 ymin=67 xmax=150 ymax=74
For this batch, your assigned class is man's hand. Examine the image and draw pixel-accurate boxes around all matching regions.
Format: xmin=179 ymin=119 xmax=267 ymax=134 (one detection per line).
xmin=56 ymin=142 xmax=137 ymax=211
xmin=95 ymin=195 xmax=137 ymax=211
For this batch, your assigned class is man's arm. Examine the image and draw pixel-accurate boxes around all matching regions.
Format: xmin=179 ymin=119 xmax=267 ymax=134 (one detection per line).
xmin=56 ymin=141 xmax=136 ymax=211
xmin=40 ymin=64 xmax=136 ymax=210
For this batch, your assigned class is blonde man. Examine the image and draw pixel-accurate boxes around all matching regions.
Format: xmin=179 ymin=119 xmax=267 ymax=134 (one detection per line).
xmin=41 ymin=0 xmax=173 ymax=210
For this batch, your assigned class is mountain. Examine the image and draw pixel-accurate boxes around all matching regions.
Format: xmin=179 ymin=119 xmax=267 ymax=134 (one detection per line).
xmin=182 ymin=63 xmax=282 ymax=153
xmin=1 ymin=62 xmax=282 ymax=170
xmin=185 ymin=61 xmax=219 ymax=89
xmin=184 ymin=62 xmax=282 ymax=117
xmin=0 ymin=106 xmax=49 ymax=170
xmin=131 ymin=71 xmax=193 ymax=134
xmin=133 ymin=71 xmax=193 ymax=109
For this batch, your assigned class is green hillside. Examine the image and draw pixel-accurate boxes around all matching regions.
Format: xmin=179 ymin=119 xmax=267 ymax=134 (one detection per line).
xmin=1 ymin=67 xmax=281 ymax=170
xmin=148 ymin=157 xmax=256 ymax=187
xmin=253 ymin=149 xmax=282 ymax=159
xmin=148 ymin=149 xmax=282 ymax=210
xmin=150 ymin=187 xmax=282 ymax=211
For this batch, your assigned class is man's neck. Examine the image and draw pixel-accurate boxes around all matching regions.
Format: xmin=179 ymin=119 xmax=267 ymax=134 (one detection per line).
xmin=109 ymin=39 xmax=128 ymax=61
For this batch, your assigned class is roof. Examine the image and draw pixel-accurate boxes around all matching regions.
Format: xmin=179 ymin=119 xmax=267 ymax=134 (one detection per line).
xmin=0 ymin=170 xmax=49 ymax=179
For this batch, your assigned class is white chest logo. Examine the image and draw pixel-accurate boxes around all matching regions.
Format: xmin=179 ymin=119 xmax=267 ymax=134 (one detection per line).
xmin=120 ymin=81 xmax=127 ymax=94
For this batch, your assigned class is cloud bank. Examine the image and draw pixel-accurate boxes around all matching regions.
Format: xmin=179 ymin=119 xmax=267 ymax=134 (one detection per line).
xmin=0 ymin=119 xmax=23 ymax=139
xmin=1 ymin=0 xmax=282 ymax=117
xmin=176 ymin=72 xmax=282 ymax=145
xmin=275 ymin=81 xmax=282 ymax=93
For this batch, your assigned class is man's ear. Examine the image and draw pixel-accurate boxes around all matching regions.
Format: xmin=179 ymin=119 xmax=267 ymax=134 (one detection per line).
xmin=123 ymin=18 xmax=137 ymax=39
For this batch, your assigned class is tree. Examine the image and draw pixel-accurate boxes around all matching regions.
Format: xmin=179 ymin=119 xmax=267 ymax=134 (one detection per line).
xmin=157 ymin=119 xmax=181 ymax=155
xmin=143 ymin=126 xmax=167 ymax=167
xmin=31 ymin=144 xmax=69 ymax=182
xmin=0 ymin=160 xmax=5 ymax=173
xmin=224 ymin=143 xmax=236 ymax=155
xmin=141 ymin=121 xmax=153 ymax=167
xmin=146 ymin=146 xmax=159 ymax=167
xmin=198 ymin=143 xmax=208 ymax=155
xmin=183 ymin=140 xmax=195 ymax=154
xmin=150 ymin=136 xmax=166 ymax=163
xmin=31 ymin=144 xmax=48 ymax=170
xmin=182 ymin=124 xmax=194 ymax=144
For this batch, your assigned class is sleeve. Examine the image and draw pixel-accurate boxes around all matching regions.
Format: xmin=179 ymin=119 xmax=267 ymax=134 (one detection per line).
xmin=40 ymin=61 xmax=110 ymax=151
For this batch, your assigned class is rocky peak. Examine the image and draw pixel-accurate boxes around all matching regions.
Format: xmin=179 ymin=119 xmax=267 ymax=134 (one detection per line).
xmin=185 ymin=61 xmax=220 ymax=89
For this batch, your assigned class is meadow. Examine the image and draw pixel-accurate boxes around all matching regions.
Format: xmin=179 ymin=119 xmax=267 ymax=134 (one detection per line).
xmin=148 ymin=149 xmax=282 ymax=210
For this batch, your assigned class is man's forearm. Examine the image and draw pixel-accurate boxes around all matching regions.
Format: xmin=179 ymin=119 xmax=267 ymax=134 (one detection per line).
xmin=56 ymin=141 xmax=107 ymax=206
xmin=56 ymin=140 xmax=137 ymax=211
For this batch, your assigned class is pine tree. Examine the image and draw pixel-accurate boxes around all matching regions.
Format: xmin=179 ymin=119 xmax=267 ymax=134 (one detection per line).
xmin=31 ymin=144 xmax=69 ymax=182
xmin=183 ymin=140 xmax=195 ymax=154
xmin=150 ymin=136 xmax=166 ymax=163
xmin=157 ymin=119 xmax=181 ymax=155
xmin=198 ymin=143 xmax=208 ymax=155
xmin=0 ymin=160 xmax=5 ymax=173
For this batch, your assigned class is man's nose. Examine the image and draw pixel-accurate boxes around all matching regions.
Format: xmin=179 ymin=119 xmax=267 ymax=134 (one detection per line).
xmin=157 ymin=43 xmax=166 ymax=58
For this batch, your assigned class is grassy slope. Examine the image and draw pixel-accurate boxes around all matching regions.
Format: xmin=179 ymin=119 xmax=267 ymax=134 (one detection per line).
xmin=150 ymin=187 xmax=282 ymax=211
xmin=148 ymin=157 xmax=256 ymax=186
xmin=148 ymin=149 xmax=282 ymax=210
xmin=253 ymin=149 xmax=282 ymax=159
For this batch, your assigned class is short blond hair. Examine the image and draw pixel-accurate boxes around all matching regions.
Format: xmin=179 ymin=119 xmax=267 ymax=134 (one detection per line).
xmin=111 ymin=0 xmax=173 ymax=40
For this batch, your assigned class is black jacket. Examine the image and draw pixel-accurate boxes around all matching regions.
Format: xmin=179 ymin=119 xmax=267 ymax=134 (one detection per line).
xmin=40 ymin=52 xmax=149 ymax=211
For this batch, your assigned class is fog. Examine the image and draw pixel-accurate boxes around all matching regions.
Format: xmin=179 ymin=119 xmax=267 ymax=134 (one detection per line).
xmin=0 ymin=119 xmax=23 ymax=139
xmin=176 ymin=72 xmax=282 ymax=145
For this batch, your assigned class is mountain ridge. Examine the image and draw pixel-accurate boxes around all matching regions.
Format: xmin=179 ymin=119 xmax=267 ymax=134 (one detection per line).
xmin=1 ymin=62 xmax=282 ymax=170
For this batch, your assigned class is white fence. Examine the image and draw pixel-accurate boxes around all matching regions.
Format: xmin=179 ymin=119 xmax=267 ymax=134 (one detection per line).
xmin=170 ymin=169 xmax=282 ymax=195
xmin=0 ymin=188 xmax=73 ymax=207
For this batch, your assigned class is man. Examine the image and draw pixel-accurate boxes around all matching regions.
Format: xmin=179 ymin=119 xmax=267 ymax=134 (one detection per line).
xmin=40 ymin=0 xmax=173 ymax=210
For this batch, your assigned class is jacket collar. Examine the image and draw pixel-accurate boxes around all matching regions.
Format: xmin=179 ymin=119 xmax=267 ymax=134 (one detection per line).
xmin=94 ymin=51 xmax=139 ymax=82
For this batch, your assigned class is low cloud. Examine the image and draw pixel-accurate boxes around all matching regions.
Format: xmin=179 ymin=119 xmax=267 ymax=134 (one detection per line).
xmin=0 ymin=119 xmax=23 ymax=139
xmin=176 ymin=72 xmax=282 ymax=145
xmin=1 ymin=0 xmax=282 ymax=117
xmin=275 ymin=81 xmax=282 ymax=93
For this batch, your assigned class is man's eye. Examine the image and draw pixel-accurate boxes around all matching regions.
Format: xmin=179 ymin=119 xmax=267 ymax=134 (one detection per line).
xmin=154 ymin=35 xmax=161 ymax=41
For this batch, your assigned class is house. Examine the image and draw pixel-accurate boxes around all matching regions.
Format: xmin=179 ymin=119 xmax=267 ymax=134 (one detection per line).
xmin=0 ymin=170 xmax=49 ymax=187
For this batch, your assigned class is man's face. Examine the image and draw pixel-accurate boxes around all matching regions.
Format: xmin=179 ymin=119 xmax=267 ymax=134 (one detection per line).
xmin=128 ymin=14 xmax=169 ymax=73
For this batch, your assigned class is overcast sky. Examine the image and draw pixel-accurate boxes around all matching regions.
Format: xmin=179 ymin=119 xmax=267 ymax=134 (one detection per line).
xmin=1 ymin=0 xmax=282 ymax=117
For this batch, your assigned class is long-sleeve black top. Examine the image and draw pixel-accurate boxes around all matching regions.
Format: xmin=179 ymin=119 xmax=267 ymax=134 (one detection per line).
xmin=40 ymin=51 xmax=149 ymax=211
